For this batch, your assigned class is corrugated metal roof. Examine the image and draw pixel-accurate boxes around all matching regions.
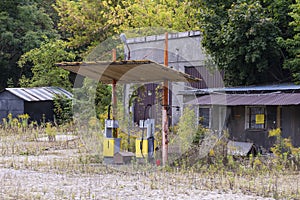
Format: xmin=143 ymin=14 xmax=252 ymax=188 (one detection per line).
xmin=180 ymin=83 xmax=300 ymax=95
xmin=56 ymin=60 xmax=200 ymax=84
xmin=5 ymin=87 xmax=72 ymax=102
xmin=227 ymin=140 xmax=255 ymax=156
xmin=187 ymin=93 xmax=300 ymax=106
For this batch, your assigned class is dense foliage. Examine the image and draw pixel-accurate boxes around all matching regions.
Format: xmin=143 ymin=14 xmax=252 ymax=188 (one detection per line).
xmin=18 ymin=39 xmax=75 ymax=89
xmin=1 ymin=0 xmax=300 ymax=88
xmin=0 ymin=0 xmax=57 ymax=89
xmin=1 ymin=0 xmax=300 ymax=118
xmin=197 ymin=0 xmax=296 ymax=85
xmin=282 ymin=0 xmax=300 ymax=83
xmin=53 ymin=93 xmax=73 ymax=125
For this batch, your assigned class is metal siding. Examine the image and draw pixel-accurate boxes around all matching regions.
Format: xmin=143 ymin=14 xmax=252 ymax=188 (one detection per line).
xmin=228 ymin=106 xmax=278 ymax=148
xmin=244 ymin=130 xmax=271 ymax=149
xmin=294 ymin=107 xmax=300 ymax=147
xmin=184 ymin=66 xmax=224 ymax=89
xmin=8 ymin=100 xmax=23 ymax=111
xmin=266 ymin=106 xmax=277 ymax=130
xmin=0 ymin=100 xmax=8 ymax=110
xmin=0 ymin=91 xmax=24 ymax=119
xmin=228 ymin=106 xmax=245 ymax=141
xmin=134 ymin=83 xmax=164 ymax=124
xmin=281 ymin=106 xmax=300 ymax=147
xmin=24 ymin=101 xmax=54 ymax=122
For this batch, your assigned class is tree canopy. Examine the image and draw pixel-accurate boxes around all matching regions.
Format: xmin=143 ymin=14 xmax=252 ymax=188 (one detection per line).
xmin=1 ymin=0 xmax=300 ymax=90
xmin=18 ymin=39 xmax=75 ymax=89
xmin=0 ymin=0 xmax=57 ymax=88
xmin=281 ymin=0 xmax=300 ymax=83
xmin=197 ymin=0 xmax=295 ymax=85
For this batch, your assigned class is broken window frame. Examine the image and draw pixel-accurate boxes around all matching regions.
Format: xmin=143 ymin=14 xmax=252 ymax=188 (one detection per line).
xmin=245 ymin=106 xmax=266 ymax=130
xmin=198 ymin=106 xmax=211 ymax=128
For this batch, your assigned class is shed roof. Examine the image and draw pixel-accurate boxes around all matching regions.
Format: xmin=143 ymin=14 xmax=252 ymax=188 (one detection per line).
xmin=56 ymin=60 xmax=200 ymax=84
xmin=227 ymin=140 xmax=255 ymax=156
xmin=187 ymin=93 xmax=300 ymax=106
xmin=5 ymin=87 xmax=72 ymax=102
xmin=180 ymin=83 xmax=300 ymax=95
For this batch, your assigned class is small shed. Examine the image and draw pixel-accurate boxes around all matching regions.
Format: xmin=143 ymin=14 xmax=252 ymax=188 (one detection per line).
xmin=227 ymin=140 xmax=258 ymax=157
xmin=0 ymin=87 xmax=72 ymax=122
xmin=114 ymin=151 xmax=135 ymax=165
xmin=183 ymin=83 xmax=300 ymax=148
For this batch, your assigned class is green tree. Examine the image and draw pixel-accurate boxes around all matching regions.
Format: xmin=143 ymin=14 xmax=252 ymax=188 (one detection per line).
xmin=197 ymin=0 xmax=293 ymax=86
xmin=54 ymin=0 xmax=120 ymax=50
xmin=18 ymin=39 xmax=75 ymax=89
xmin=114 ymin=0 xmax=199 ymax=34
xmin=177 ymin=106 xmax=198 ymax=152
xmin=0 ymin=0 xmax=57 ymax=88
xmin=281 ymin=0 xmax=300 ymax=83
xmin=54 ymin=0 xmax=199 ymax=51
xmin=53 ymin=94 xmax=73 ymax=125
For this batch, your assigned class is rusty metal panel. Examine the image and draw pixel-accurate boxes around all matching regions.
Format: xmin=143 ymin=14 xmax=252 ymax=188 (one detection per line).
xmin=56 ymin=60 xmax=200 ymax=84
xmin=185 ymin=66 xmax=224 ymax=89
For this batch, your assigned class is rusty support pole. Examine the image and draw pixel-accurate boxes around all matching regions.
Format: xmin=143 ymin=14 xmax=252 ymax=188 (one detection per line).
xmin=112 ymin=49 xmax=118 ymax=137
xmin=162 ymin=32 xmax=169 ymax=166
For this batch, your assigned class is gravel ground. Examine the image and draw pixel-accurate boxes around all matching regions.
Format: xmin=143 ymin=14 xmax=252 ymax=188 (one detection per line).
xmin=0 ymin=167 xmax=274 ymax=200
xmin=0 ymin=135 xmax=277 ymax=199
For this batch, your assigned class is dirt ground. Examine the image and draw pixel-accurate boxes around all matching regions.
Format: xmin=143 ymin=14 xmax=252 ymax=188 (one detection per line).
xmin=0 ymin=167 xmax=275 ymax=200
xmin=0 ymin=134 xmax=282 ymax=199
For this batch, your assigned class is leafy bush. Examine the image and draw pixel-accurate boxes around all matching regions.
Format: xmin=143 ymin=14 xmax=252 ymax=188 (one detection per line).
xmin=53 ymin=94 xmax=73 ymax=125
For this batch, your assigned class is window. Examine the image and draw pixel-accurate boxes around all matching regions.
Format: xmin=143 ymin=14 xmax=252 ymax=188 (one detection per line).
xmin=246 ymin=106 xmax=266 ymax=129
xmin=199 ymin=107 xmax=210 ymax=128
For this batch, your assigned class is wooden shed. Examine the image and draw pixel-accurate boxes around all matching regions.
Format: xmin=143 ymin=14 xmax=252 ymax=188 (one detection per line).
xmin=0 ymin=87 xmax=72 ymax=122
xmin=184 ymin=83 xmax=300 ymax=149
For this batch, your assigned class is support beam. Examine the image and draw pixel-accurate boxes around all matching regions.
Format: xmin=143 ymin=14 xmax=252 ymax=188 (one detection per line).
xmin=112 ymin=49 xmax=118 ymax=137
xmin=277 ymin=106 xmax=281 ymax=128
xmin=162 ymin=32 xmax=169 ymax=166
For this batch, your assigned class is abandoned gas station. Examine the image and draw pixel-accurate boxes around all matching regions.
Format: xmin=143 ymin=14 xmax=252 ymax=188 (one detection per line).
xmin=57 ymin=31 xmax=300 ymax=166
xmin=57 ymin=32 xmax=200 ymax=165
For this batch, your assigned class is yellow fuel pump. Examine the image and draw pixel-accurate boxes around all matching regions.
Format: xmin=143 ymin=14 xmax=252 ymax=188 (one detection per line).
xmin=135 ymin=104 xmax=156 ymax=163
xmin=103 ymin=105 xmax=121 ymax=164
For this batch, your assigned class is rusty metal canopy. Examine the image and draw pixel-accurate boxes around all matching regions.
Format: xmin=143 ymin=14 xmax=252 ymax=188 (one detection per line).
xmin=188 ymin=93 xmax=300 ymax=106
xmin=56 ymin=60 xmax=200 ymax=84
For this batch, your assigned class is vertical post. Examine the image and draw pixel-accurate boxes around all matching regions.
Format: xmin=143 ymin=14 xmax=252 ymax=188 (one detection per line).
xmin=112 ymin=49 xmax=117 ymax=62
xmin=277 ymin=106 xmax=281 ymax=128
xmin=112 ymin=49 xmax=118 ymax=137
xmin=162 ymin=32 xmax=169 ymax=166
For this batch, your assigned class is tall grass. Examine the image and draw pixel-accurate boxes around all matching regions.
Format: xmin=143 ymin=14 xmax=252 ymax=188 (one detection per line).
xmin=0 ymin=114 xmax=300 ymax=199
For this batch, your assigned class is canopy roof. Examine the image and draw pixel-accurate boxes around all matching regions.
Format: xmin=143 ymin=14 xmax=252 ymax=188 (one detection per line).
xmin=188 ymin=93 xmax=300 ymax=106
xmin=56 ymin=60 xmax=199 ymax=84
